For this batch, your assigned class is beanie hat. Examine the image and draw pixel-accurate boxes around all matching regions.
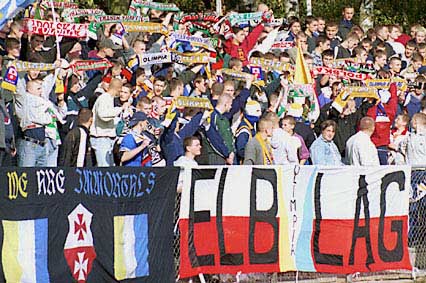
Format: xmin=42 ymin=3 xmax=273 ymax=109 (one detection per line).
xmin=245 ymin=100 xmax=262 ymax=117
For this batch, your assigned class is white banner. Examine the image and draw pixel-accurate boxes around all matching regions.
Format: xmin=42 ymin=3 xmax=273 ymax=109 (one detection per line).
xmin=139 ymin=52 xmax=172 ymax=65
xmin=24 ymin=19 xmax=88 ymax=38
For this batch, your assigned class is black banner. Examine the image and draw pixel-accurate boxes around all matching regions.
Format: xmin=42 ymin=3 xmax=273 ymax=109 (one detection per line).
xmin=0 ymin=167 xmax=179 ymax=283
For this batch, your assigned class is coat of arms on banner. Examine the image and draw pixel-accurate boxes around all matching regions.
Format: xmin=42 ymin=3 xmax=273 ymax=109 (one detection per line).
xmin=63 ymin=204 xmax=97 ymax=283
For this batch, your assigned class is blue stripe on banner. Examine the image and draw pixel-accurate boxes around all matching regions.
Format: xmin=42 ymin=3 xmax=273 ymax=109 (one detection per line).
xmin=134 ymin=214 xmax=149 ymax=277
xmin=295 ymin=168 xmax=317 ymax=271
xmin=0 ymin=0 xmax=35 ymax=29
xmin=35 ymin=218 xmax=50 ymax=283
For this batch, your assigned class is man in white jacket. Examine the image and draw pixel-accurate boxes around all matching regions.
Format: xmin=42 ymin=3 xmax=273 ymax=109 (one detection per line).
xmin=90 ymin=78 xmax=131 ymax=166
xmin=346 ymin=116 xmax=380 ymax=166
xmin=15 ymin=60 xmax=68 ymax=166
xmin=15 ymin=80 xmax=54 ymax=167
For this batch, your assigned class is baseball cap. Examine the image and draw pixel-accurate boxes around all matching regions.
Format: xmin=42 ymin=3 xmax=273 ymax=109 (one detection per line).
xmin=99 ymin=38 xmax=121 ymax=50
xmin=129 ymin=112 xmax=148 ymax=128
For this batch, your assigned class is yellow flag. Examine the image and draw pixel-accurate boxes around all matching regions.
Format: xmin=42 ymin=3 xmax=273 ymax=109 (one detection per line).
xmin=294 ymin=46 xmax=312 ymax=84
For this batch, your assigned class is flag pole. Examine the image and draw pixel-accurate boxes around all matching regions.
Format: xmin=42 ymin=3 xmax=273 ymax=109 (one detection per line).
xmin=50 ymin=0 xmax=61 ymax=61
xmin=216 ymin=0 xmax=222 ymax=16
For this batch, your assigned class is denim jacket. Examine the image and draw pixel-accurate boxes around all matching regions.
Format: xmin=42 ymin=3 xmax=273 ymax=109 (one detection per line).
xmin=310 ymin=135 xmax=344 ymax=165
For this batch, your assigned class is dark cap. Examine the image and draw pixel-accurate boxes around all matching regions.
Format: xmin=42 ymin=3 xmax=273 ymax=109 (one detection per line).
xmin=129 ymin=111 xmax=148 ymax=128
xmin=99 ymin=38 xmax=121 ymax=50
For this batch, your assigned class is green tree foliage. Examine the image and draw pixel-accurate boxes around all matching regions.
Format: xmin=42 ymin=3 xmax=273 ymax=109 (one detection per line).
xmin=372 ymin=0 xmax=426 ymax=27
xmin=168 ymin=0 xmax=206 ymax=12
xmin=269 ymin=0 xmax=426 ymax=31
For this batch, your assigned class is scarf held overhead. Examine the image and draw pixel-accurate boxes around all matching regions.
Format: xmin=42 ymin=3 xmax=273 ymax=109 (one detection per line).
xmin=62 ymin=8 xmax=106 ymax=22
xmin=312 ymin=66 xmax=372 ymax=81
xmin=129 ymin=0 xmax=180 ymax=12
xmin=12 ymin=60 xmax=56 ymax=72
xmin=23 ymin=19 xmax=88 ymax=38
xmin=122 ymin=22 xmax=169 ymax=35
xmin=70 ymin=59 xmax=113 ymax=72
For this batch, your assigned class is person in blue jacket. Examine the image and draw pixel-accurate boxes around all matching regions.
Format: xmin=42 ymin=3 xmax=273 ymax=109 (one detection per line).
xmin=161 ymin=107 xmax=205 ymax=166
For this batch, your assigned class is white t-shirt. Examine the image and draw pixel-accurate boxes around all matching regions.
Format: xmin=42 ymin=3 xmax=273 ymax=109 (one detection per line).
xmin=346 ymin=131 xmax=380 ymax=166
xmin=174 ymin=156 xmax=198 ymax=192
xmin=174 ymin=156 xmax=198 ymax=167
xmin=270 ymin=128 xmax=300 ymax=165
xmin=401 ymin=132 xmax=426 ymax=166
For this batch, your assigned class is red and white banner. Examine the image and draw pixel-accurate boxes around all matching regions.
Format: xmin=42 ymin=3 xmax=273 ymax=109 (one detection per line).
xmin=179 ymin=166 xmax=412 ymax=277
xmin=312 ymin=66 xmax=372 ymax=81
xmin=70 ymin=59 xmax=113 ymax=72
xmin=41 ymin=0 xmax=79 ymax=9
xmin=271 ymin=41 xmax=295 ymax=50
xmin=23 ymin=19 xmax=88 ymax=38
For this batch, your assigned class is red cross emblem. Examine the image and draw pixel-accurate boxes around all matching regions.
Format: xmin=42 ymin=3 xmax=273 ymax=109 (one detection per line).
xmin=74 ymin=213 xmax=87 ymax=241
xmin=74 ymin=252 xmax=89 ymax=282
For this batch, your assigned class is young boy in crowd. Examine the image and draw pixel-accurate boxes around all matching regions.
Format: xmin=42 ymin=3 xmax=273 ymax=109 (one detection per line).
xmin=388 ymin=114 xmax=410 ymax=165
xmin=325 ymin=21 xmax=341 ymax=50
xmin=311 ymin=36 xmax=331 ymax=66
xmin=400 ymin=113 xmax=426 ymax=166
xmin=405 ymin=75 xmax=426 ymax=118
xmin=334 ymin=31 xmax=359 ymax=59
xmin=338 ymin=6 xmax=355 ymax=40
xmin=401 ymin=53 xmax=423 ymax=82
xmin=315 ymin=49 xmax=335 ymax=96
xmin=280 ymin=115 xmax=310 ymax=164
xmin=353 ymin=46 xmax=369 ymax=64
xmin=373 ymin=50 xmax=388 ymax=72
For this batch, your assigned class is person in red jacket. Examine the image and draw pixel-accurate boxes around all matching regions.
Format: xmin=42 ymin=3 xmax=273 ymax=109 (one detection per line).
xmin=366 ymin=82 xmax=398 ymax=165
xmin=224 ymin=23 xmax=265 ymax=66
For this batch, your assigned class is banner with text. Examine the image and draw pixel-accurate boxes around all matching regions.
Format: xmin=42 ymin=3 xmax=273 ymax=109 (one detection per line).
xmin=179 ymin=166 xmax=412 ymax=277
xmin=0 ymin=167 xmax=179 ymax=283
xmin=23 ymin=19 xmax=88 ymax=38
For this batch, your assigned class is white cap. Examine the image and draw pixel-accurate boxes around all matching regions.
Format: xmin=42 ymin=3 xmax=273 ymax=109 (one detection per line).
xmin=245 ymin=100 xmax=262 ymax=117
